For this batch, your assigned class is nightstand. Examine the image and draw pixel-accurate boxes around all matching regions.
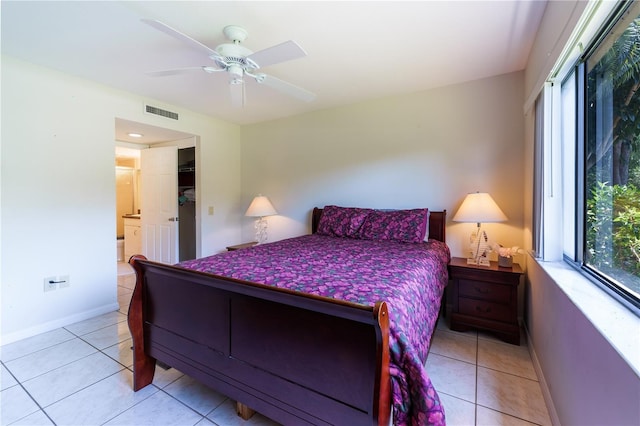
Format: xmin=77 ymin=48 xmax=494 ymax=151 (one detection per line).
xmin=449 ymin=256 xmax=523 ymax=345
xmin=226 ymin=242 xmax=258 ymax=251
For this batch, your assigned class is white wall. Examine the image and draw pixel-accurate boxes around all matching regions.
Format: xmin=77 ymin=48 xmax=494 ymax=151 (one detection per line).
xmin=1 ymin=56 xmax=241 ymax=344
xmin=527 ymin=260 xmax=640 ymax=425
xmin=241 ymin=71 xmax=526 ymax=261
xmin=523 ymin=2 xmax=640 ymax=425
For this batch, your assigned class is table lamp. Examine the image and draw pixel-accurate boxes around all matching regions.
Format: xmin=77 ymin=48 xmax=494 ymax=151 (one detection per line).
xmin=453 ymin=192 xmax=507 ymax=266
xmin=245 ymin=195 xmax=278 ymax=244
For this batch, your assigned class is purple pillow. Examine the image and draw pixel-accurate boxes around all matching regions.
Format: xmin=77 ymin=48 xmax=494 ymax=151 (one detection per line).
xmin=316 ymin=205 xmax=372 ymax=238
xmin=359 ymin=208 xmax=429 ymax=243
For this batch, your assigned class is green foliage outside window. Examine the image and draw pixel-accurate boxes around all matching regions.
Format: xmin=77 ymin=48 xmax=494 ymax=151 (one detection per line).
xmin=586 ymin=182 xmax=640 ymax=281
xmin=585 ymin=12 xmax=640 ymax=296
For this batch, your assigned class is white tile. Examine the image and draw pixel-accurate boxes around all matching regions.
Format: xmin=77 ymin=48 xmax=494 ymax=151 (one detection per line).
xmin=430 ymin=329 xmax=477 ymax=364
xmin=118 ymin=262 xmax=135 ymax=276
xmin=206 ymin=399 xmax=281 ymax=426
xmin=0 ymin=328 xmax=75 ymax=362
xmin=164 ymin=375 xmax=226 ymax=416
xmin=150 ymin=364 xmax=185 ymax=389
xmin=435 ymin=315 xmax=449 ymax=331
xmin=22 ymin=352 xmax=123 ymax=407
xmin=5 ymin=338 xmax=97 ymax=382
xmin=478 ymin=339 xmax=537 ymax=380
xmin=0 ymin=384 xmax=40 ymax=425
xmin=477 ymin=367 xmax=552 ymax=426
xmin=1 ymin=364 xmax=18 ymax=390
xmin=425 ymin=353 xmax=476 ymax=403
xmin=444 ymin=323 xmax=478 ymax=340
xmin=64 ymin=311 xmax=127 ymax=337
xmin=80 ymin=319 xmax=131 ymax=350
xmin=103 ymin=338 xmax=134 ymax=368
xmin=0 ymin=287 xmax=561 ymax=426
xmin=118 ymin=287 xmax=133 ymax=300
xmin=10 ymin=409 xmax=55 ymax=425
xmin=478 ymin=323 xmax=527 ymax=346
xmin=476 ymin=405 xmax=540 ymax=426
xmin=118 ymin=290 xmax=133 ymax=313
xmin=45 ymin=369 xmax=158 ymax=425
xmin=195 ymin=417 xmax=217 ymax=425
xmin=438 ymin=393 xmax=476 ymax=426
xmin=118 ymin=273 xmax=136 ymax=290
xmin=104 ymin=390 xmax=204 ymax=425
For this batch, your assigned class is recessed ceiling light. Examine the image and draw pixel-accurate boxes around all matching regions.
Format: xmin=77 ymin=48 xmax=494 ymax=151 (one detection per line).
xmin=128 ymin=132 xmax=143 ymax=138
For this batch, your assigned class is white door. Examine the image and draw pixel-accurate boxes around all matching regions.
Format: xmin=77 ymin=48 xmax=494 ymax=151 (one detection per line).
xmin=140 ymin=146 xmax=179 ymax=264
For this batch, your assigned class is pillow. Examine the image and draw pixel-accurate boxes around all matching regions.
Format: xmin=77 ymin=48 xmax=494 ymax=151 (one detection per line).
xmin=316 ymin=205 xmax=371 ymax=238
xmin=359 ymin=208 xmax=429 ymax=243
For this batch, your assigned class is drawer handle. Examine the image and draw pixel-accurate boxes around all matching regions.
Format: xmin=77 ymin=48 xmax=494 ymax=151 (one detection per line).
xmin=475 ymin=287 xmax=490 ymax=294
xmin=476 ymin=306 xmax=492 ymax=313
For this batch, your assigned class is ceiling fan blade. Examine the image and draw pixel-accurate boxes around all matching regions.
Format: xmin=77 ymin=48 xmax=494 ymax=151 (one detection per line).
xmin=256 ymin=74 xmax=316 ymax=102
xmin=141 ymin=18 xmax=221 ymax=60
xmin=230 ymin=82 xmax=245 ymax=108
xmin=247 ymin=40 xmax=307 ymax=68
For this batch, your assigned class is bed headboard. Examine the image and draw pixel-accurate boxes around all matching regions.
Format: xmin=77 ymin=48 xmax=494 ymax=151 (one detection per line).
xmin=311 ymin=207 xmax=447 ymax=243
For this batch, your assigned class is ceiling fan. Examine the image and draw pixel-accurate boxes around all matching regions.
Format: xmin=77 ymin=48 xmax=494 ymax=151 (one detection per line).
xmin=142 ymin=19 xmax=316 ymax=107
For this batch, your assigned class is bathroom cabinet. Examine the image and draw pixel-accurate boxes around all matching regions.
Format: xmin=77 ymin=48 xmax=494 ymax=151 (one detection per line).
xmin=123 ymin=217 xmax=141 ymax=261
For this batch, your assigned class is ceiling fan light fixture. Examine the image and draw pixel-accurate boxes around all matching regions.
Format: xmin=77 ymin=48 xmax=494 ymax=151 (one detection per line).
xmin=228 ymin=64 xmax=244 ymax=80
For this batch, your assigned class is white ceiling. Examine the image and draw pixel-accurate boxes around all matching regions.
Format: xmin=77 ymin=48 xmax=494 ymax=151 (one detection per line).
xmin=2 ymin=1 xmax=547 ymax=136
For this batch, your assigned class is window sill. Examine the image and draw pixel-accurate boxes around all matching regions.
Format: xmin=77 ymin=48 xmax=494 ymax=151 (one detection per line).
xmin=534 ymin=258 xmax=640 ymax=377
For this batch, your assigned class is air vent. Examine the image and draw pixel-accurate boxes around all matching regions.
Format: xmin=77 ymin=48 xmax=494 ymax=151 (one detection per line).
xmin=144 ymin=104 xmax=179 ymax=120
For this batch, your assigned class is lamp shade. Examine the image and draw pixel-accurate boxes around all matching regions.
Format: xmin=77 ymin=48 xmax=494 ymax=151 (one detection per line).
xmin=245 ymin=195 xmax=278 ymax=217
xmin=452 ymin=192 xmax=507 ymax=224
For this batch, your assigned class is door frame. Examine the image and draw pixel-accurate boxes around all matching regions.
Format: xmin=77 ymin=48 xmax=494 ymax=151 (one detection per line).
xmin=115 ymin=118 xmax=201 ymax=261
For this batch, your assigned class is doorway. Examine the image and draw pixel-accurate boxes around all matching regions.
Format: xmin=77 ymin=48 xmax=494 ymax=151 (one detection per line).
xmin=115 ymin=146 xmax=141 ymax=264
xmin=115 ymin=117 xmax=199 ymax=265
xmin=178 ymin=147 xmax=196 ymax=261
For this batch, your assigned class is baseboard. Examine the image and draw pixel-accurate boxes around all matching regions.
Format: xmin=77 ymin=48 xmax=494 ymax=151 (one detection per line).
xmin=1 ymin=303 xmax=120 ymax=346
xmin=524 ymin=324 xmax=561 ymax=426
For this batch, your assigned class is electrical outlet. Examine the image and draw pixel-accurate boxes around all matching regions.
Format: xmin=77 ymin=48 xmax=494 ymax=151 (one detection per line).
xmin=43 ymin=277 xmax=57 ymax=292
xmin=43 ymin=275 xmax=70 ymax=291
xmin=208 ymin=206 xmax=214 ymax=215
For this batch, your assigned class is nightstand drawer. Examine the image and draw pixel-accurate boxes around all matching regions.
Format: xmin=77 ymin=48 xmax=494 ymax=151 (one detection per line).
xmin=459 ymin=298 xmax=510 ymax=322
xmin=458 ymin=279 xmax=510 ymax=303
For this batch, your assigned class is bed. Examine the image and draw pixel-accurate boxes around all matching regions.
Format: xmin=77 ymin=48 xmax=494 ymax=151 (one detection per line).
xmin=127 ymin=206 xmax=449 ymax=425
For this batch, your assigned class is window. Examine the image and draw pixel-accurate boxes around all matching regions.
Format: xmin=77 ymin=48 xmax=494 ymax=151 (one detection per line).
xmin=561 ymin=71 xmax=577 ymax=261
xmin=557 ymin=2 xmax=640 ymax=311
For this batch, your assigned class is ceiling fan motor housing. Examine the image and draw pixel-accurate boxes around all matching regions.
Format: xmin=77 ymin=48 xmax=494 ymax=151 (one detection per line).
xmin=215 ymin=43 xmax=257 ymax=71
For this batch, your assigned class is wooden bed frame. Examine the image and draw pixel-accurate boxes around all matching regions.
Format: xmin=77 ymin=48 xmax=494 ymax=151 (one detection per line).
xmin=128 ymin=208 xmax=446 ymax=426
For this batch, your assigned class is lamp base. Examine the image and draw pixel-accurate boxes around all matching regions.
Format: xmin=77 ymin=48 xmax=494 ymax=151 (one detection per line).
xmin=254 ymin=217 xmax=268 ymax=244
xmin=467 ymin=226 xmax=490 ymax=266
xmin=466 ymin=256 xmax=491 ymax=267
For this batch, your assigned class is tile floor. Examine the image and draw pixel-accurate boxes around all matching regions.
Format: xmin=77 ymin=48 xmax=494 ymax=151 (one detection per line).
xmin=1 ymin=263 xmax=552 ymax=426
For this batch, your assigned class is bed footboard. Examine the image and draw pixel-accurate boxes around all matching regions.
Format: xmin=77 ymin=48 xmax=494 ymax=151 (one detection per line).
xmin=128 ymin=255 xmax=391 ymax=426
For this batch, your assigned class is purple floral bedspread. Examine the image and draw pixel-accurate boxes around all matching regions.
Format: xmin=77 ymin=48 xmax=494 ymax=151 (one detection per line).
xmin=177 ymin=234 xmax=450 ymax=425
